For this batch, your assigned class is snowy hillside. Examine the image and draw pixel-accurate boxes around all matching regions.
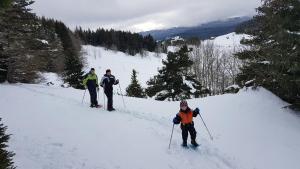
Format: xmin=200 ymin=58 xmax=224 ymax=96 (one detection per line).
xmin=82 ymin=45 xmax=166 ymax=90
xmin=1 ymin=33 xmax=300 ymax=169
xmin=205 ymin=32 xmax=251 ymax=51
xmin=1 ymin=83 xmax=300 ymax=169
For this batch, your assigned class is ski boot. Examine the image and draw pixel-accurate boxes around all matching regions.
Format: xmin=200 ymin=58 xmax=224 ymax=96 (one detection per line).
xmin=191 ymin=140 xmax=199 ymax=147
xmin=108 ymin=108 xmax=116 ymax=111
xmin=182 ymin=140 xmax=188 ymax=147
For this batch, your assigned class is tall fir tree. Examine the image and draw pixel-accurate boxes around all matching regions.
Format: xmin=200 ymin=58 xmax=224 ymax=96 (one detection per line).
xmin=0 ymin=119 xmax=15 ymax=169
xmin=146 ymin=45 xmax=203 ymax=101
xmin=236 ymin=0 xmax=300 ymax=109
xmin=64 ymin=54 xmax=84 ymax=89
xmin=55 ymin=21 xmax=85 ymax=89
xmin=126 ymin=69 xmax=146 ymax=98
xmin=0 ymin=0 xmax=39 ymax=83
xmin=0 ymin=0 xmax=67 ymax=83
xmin=0 ymin=0 xmax=11 ymax=8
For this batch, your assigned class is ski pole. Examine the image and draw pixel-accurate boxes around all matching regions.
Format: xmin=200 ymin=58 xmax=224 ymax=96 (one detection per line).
xmin=168 ymin=124 xmax=175 ymax=149
xmin=82 ymin=89 xmax=86 ymax=104
xmin=199 ymin=113 xmax=214 ymax=141
xmin=103 ymin=87 xmax=106 ymax=110
xmin=118 ymin=83 xmax=126 ymax=109
xmin=97 ymin=88 xmax=100 ymax=102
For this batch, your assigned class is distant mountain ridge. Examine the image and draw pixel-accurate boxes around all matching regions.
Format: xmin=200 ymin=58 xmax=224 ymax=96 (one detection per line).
xmin=140 ymin=16 xmax=251 ymax=40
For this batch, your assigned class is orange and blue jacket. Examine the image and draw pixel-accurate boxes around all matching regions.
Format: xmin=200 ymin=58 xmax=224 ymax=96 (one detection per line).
xmin=173 ymin=107 xmax=199 ymax=125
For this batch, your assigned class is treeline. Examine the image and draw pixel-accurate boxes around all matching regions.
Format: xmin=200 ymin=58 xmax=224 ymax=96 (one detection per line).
xmin=0 ymin=0 xmax=84 ymax=89
xmin=75 ymin=28 xmax=157 ymax=56
xmin=236 ymin=0 xmax=300 ymax=109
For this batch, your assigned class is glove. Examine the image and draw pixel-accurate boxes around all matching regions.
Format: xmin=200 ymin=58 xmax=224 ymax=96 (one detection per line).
xmin=173 ymin=117 xmax=180 ymax=125
xmin=115 ymin=79 xmax=119 ymax=85
xmin=194 ymin=108 xmax=200 ymax=114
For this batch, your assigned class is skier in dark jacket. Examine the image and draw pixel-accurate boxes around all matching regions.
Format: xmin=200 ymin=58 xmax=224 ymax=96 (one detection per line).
xmin=100 ymin=69 xmax=119 ymax=111
xmin=173 ymin=100 xmax=200 ymax=147
xmin=83 ymin=68 xmax=100 ymax=108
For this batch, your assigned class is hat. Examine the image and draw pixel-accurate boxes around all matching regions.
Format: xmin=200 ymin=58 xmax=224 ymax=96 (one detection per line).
xmin=106 ymin=69 xmax=111 ymax=73
xmin=180 ymin=100 xmax=188 ymax=107
xmin=91 ymin=68 xmax=95 ymax=71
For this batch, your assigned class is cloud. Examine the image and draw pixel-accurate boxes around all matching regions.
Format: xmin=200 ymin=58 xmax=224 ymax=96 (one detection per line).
xmin=31 ymin=0 xmax=261 ymax=32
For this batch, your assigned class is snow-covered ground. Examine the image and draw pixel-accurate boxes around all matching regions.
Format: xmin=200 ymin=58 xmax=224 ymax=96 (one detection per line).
xmin=1 ymin=33 xmax=300 ymax=169
xmin=1 ymin=83 xmax=300 ymax=169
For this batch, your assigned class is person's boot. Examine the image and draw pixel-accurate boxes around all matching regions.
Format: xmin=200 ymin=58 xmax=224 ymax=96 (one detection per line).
xmin=191 ymin=140 xmax=199 ymax=147
xmin=107 ymin=107 xmax=116 ymax=111
xmin=90 ymin=104 xmax=95 ymax=108
xmin=182 ymin=140 xmax=188 ymax=147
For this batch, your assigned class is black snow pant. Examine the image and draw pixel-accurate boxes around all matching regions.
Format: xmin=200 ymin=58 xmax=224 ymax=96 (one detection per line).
xmin=88 ymin=86 xmax=98 ymax=106
xmin=181 ymin=122 xmax=197 ymax=143
xmin=104 ymin=90 xmax=113 ymax=109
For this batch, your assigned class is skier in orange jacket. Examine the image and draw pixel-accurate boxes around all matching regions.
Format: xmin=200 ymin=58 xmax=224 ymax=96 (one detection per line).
xmin=173 ymin=100 xmax=200 ymax=147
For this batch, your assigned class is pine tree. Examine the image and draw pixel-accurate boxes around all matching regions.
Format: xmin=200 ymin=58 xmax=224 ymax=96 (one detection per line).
xmin=236 ymin=0 xmax=300 ymax=108
xmin=0 ymin=0 xmax=11 ymax=8
xmin=0 ymin=0 xmax=39 ymax=83
xmin=146 ymin=45 xmax=203 ymax=101
xmin=0 ymin=118 xmax=15 ymax=169
xmin=55 ymin=21 xmax=85 ymax=89
xmin=126 ymin=69 xmax=146 ymax=98
xmin=0 ymin=0 xmax=67 ymax=83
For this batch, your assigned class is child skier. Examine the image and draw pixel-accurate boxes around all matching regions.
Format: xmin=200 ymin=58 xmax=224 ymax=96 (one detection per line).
xmin=173 ymin=100 xmax=200 ymax=147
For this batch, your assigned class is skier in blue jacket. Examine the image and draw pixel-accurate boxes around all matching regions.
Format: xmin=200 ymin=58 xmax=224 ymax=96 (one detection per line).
xmin=100 ymin=69 xmax=119 ymax=111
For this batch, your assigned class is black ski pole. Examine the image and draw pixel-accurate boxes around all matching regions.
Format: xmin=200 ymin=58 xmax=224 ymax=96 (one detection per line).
xmin=168 ymin=124 xmax=175 ymax=149
xmin=97 ymin=88 xmax=100 ymax=103
xmin=103 ymin=86 xmax=106 ymax=110
xmin=199 ymin=113 xmax=214 ymax=141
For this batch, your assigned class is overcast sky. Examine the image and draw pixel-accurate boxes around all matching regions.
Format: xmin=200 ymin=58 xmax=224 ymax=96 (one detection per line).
xmin=31 ymin=0 xmax=261 ymax=32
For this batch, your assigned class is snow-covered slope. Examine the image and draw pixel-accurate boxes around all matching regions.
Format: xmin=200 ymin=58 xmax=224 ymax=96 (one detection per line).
xmin=81 ymin=33 xmax=249 ymax=90
xmin=1 ymin=34 xmax=300 ymax=169
xmin=82 ymin=45 xmax=166 ymax=89
xmin=205 ymin=32 xmax=251 ymax=51
xmin=1 ymin=84 xmax=300 ymax=169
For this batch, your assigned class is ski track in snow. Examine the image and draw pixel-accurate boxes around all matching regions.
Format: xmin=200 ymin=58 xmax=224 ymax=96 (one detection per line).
xmin=1 ymin=84 xmax=239 ymax=169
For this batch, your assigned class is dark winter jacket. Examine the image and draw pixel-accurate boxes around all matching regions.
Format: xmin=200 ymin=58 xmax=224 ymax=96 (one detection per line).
xmin=100 ymin=74 xmax=119 ymax=92
xmin=83 ymin=72 xmax=99 ymax=89
xmin=173 ymin=107 xmax=199 ymax=125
